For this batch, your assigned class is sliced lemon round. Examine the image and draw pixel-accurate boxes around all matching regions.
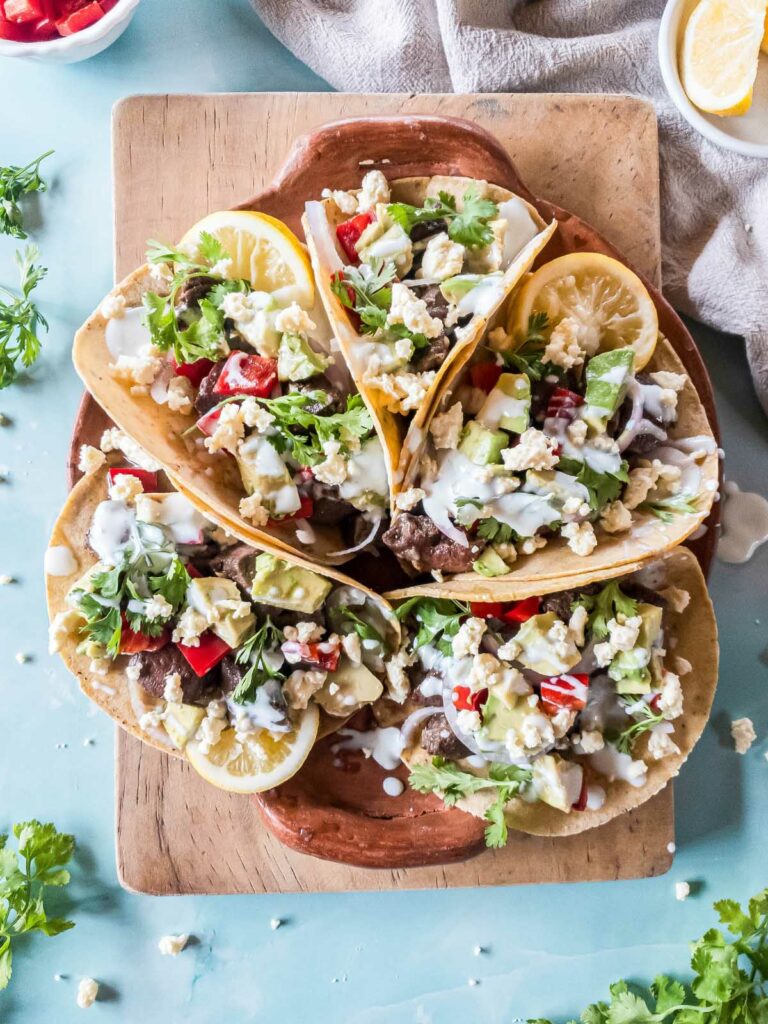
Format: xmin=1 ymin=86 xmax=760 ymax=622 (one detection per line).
xmin=508 ymin=251 xmax=659 ymax=370
xmin=185 ymin=703 xmax=319 ymax=794
xmin=680 ymin=0 xmax=765 ymax=117
xmin=179 ymin=210 xmax=314 ymax=307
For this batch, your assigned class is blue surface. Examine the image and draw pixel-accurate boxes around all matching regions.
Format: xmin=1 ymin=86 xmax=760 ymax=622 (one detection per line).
xmin=1 ymin=2 xmax=766 ymax=1021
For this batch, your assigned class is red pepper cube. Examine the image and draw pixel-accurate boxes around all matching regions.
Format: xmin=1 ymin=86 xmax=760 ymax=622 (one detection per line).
xmin=107 ymin=466 xmax=159 ymax=492
xmin=469 ymin=362 xmax=503 ymax=394
xmin=572 ymin=771 xmax=589 ymax=811
xmin=502 ymin=597 xmax=540 ymax=624
xmin=196 ymin=405 xmax=223 ymax=437
xmin=119 ymin=616 xmax=170 ymax=655
xmin=4 ymin=0 xmax=44 ymax=22
xmin=56 ymin=0 xmax=104 ymax=34
xmin=171 ymin=355 xmax=215 ymax=389
xmin=185 ymin=563 xmax=203 ymax=579
xmin=177 ymin=633 xmax=231 ymax=677
xmin=282 ymin=640 xmax=340 ymax=672
xmin=469 ymin=601 xmax=504 ymax=619
xmin=540 ymin=673 xmax=590 ymax=714
xmin=335 ymin=210 xmax=375 ymax=264
xmin=452 ymin=685 xmax=489 ymax=713
xmin=267 ymin=494 xmax=313 ymax=526
xmin=213 ymin=351 xmax=278 ymax=398
xmin=546 ymin=386 xmax=585 ymax=421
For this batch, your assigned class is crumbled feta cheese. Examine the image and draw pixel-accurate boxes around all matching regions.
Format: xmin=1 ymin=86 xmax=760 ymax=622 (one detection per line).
xmin=0 ymin=574 xmax=13 ymax=585
xmin=519 ymin=534 xmax=548 ymax=555
xmin=420 ymin=232 xmax=465 ymax=281
xmin=15 ymin=651 xmax=29 ymax=665
xmin=221 ymin=291 xmax=252 ymax=322
xmin=430 ymin=401 xmax=463 ymax=450
xmin=139 ymin=706 xmax=166 ymax=732
xmin=143 ymin=594 xmax=174 ymax=621
xmin=166 ymin=375 xmax=194 ymax=414
xmin=284 ymin=621 xmax=324 ymax=644
xmin=108 ymin=473 xmax=144 ymax=504
xmin=561 ymin=520 xmax=597 ymax=557
xmin=163 ymin=672 xmax=184 ymax=704
xmin=99 ymin=429 xmax=162 ymax=471
xmin=209 ymin=257 xmax=232 ymax=277
xmin=365 ymin=369 xmax=436 ymax=415
xmin=78 ymin=444 xmax=106 ymax=477
xmin=649 ymin=371 xmax=687 ymax=393
xmin=660 ymin=586 xmax=690 ymax=614
xmin=357 ymin=170 xmax=390 ymax=211
xmin=241 ymin=397 xmax=275 ymax=433
xmin=313 ymin=440 xmax=348 ymax=486
xmin=100 ymin=292 xmax=126 ymax=320
xmin=567 ymin=419 xmax=588 ymax=447
xmin=274 ymin=302 xmax=316 ymax=336
xmin=731 ymin=717 xmax=757 ymax=754
xmin=172 ymin=606 xmax=207 ymax=647
xmin=456 ymin=709 xmax=481 ymax=734
xmin=196 ymin=699 xmax=228 ymax=755
xmin=468 ymin=652 xmax=530 ymax=698
xmin=111 ymin=351 xmax=162 ymax=387
xmin=384 ymin=647 xmax=415 ymax=703
xmin=577 ymin=729 xmax=605 ymax=754
xmin=452 ymin=617 xmax=486 ymax=659
xmin=567 ymin=604 xmax=589 ymax=645
xmin=521 ymin=712 xmax=555 ymax=750
xmin=148 ymin=262 xmax=174 ymax=291
xmin=395 ymin=487 xmax=425 ymax=511
xmin=387 ymin=282 xmax=443 ymax=339
xmin=594 ymin=615 xmax=643 ymax=667
xmin=48 ymin=610 xmax=84 ymax=654
xmin=658 ymin=671 xmax=684 ymax=720
xmin=239 ymin=493 xmax=270 ymax=526
xmin=341 ymin=632 xmax=362 ymax=665
xmin=496 ymin=638 xmax=521 ymax=662
xmin=501 ymin=428 xmax=559 ymax=472
xmin=322 ymin=188 xmax=358 ymax=214
xmin=284 ymin=669 xmax=326 ymax=710
xmin=158 ymin=933 xmax=189 ymax=956
xmin=76 ymin=977 xmax=99 ymax=1009
xmin=205 ymin=402 xmax=246 ymax=454
xmin=543 ymin=317 xmax=584 ymax=370
xmin=675 ymin=881 xmax=691 ymax=902
xmin=648 ymin=725 xmax=681 ymax=760
xmin=600 ymin=500 xmax=632 ymax=534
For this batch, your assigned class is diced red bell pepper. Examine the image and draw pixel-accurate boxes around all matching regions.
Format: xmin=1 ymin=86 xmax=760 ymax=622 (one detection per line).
xmin=213 ymin=351 xmax=278 ymax=399
xmin=502 ymin=597 xmax=540 ymax=624
xmin=335 ymin=210 xmax=375 ymax=264
xmin=185 ymin=563 xmax=203 ymax=579
xmin=649 ymin=693 xmax=662 ymax=713
xmin=469 ymin=362 xmax=503 ymax=394
xmin=572 ymin=772 xmax=589 ymax=811
xmin=4 ymin=0 xmax=44 ymax=22
xmin=546 ymin=386 xmax=584 ymax=421
xmin=540 ymin=673 xmax=590 ymax=715
xmin=107 ymin=466 xmax=159 ymax=492
xmin=452 ymin=685 xmax=488 ymax=713
xmin=196 ymin=405 xmax=223 ymax=437
xmin=171 ymin=355 xmax=214 ymax=389
xmin=119 ymin=616 xmax=170 ymax=655
xmin=55 ymin=0 xmax=103 ymax=34
xmin=267 ymin=494 xmax=313 ymax=527
xmin=177 ymin=632 xmax=231 ymax=677
xmin=281 ymin=640 xmax=340 ymax=672
xmin=470 ymin=601 xmax=504 ymax=619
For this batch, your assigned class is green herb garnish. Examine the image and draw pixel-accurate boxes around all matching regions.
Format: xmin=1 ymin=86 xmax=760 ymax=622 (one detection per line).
xmin=0 ymin=150 xmax=53 ymax=239
xmin=232 ymin=617 xmax=285 ymax=704
xmin=573 ymin=580 xmax=639 ymax=641
xmin=395 ymin=596 xmax=469 ymax=655
xmin=0 ymin=245 xmax=48 ymax=390
xmin=558 ymin=457 xmax=629 ymax=510
xmin=502 ymin=312 xmax=555 ymax=381
xmin=612 ymin=703 xmax=665 ymax=754
xmin=640 ymin=495 xmax=699 ymax=523
xmin=330 ymin=259 xmax=430 ymax=350
xmin=336 ymin=605 xmax=385 ymax=648
xmin=388 ymin=186 xmax=499 ymax=249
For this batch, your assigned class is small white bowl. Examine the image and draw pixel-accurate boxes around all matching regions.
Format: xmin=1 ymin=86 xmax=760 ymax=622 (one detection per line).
xmin=659 ymin=0 xmax=768 ymax=159
xmin=0 ymin=0 xmax=140 ymax=63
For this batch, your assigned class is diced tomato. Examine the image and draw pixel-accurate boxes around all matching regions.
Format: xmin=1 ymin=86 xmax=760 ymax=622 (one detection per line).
xmin=4 ymin=0 xmax=43 ymax=22
xmin=177 ymin=632 xmax=231 ymax=677
xmin=470 ymin=362 xmax=503 ymax=393
xmin=470 ymin=601 xmax=504 ymax=619
xmin=540 ymin=673 xmax=590 ymax=715
xmin=171 ymin=355 xmax=214 ymax=388
xmin=546 ymin=386 xmax=584 ymax=421
xmin=335 ymin=210 xmax=375 ymax=264
xmin=213 ymin=351 xmax=278 ymax=398
xmin=119 ymin=616 xmax=169 ymax=655
xmin=452 ymin=685 xmax=488 ymax=713
xmin=281 ymin=640 xmax=340 ymax=672
xmin=107 ymin=466 xmax=159 ymax=492
xmin=572 ymin=772 xmax=589 ymax=811
xmin=502 ymin=597 xmax=540 ymax=624
xmin=267 ymin=494 xmax=313 ymax=526
xmin=55 ymin=0 xmax=104 ymax=34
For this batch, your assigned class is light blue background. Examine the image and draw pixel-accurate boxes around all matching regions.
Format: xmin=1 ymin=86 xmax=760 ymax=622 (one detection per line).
xmin=1 ymin=1 xmax=766 ymax=1021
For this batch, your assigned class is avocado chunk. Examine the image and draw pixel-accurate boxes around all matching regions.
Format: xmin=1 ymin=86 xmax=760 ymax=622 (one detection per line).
xmin=477 ymin=373 xmax=531 ymax=434
xmin=338 ymin=437 xmax=389 ymax=512
xmin=163 ymin=703 xmax=206 ymax=750
xmin=236 ymin=435 xmax=302 ymax=517
xmin=459 ymin=419 xmax=508 ymax=466
xmin=515 ymin=612 xmax=581 ymax=675
xmin=583 ymin=348 xmax=635 ymax=431
xmin=609 ymin=603 xmax=663 ymax=693
xmin=532 ymin=754 xmax=583 ymax=812
xmin=473 ymin=546 xmax=511 ymax=577
xmin=186 ymin=577 xmax=255 ymax=648
xmin=250 ymin=552 xmax=333 ymax=614
xmin=313 ymin=656 xmax=383 ymax=716
xmin=277 ymin=332 xmax=330 ymax=382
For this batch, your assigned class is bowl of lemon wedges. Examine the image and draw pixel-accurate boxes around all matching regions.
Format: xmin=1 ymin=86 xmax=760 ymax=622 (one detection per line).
xmin=659 ymin=0 xmax=768 ymax=158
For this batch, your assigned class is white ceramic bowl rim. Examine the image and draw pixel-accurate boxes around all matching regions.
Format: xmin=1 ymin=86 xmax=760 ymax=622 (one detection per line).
xmin=658 ymin=0 xmax=768 ymax=160
xmin=0 ymin=0 xmax=140 ymax=55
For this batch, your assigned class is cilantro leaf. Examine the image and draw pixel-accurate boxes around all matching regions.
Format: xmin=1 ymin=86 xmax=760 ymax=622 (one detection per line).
xmin=387 ymin=194 xmax=456 ymax=236
xmin=0 ymin=245 xmax=48 ymax=390
xmin=640 ymin=495 xmax=699 ymax=524
xmin=233 ymin=617 xmax=285 ymax=704
xmin=334 ymin=605 xmax=385 ymax=648
xmin=610 ymin=704 xmax=664 ymax=755
xmin=476 ymin=516 xmax=517 ymax=545
xmin=0 ymin=150 xmax=53 ymax=239
xmin=558 ymin=457 xmax=629 ymax=510
xmin=502 ymin=312 xmax=557 ymax=381
xmin=447 ymin=186 xmax=498 ymax=248
xmin=574 ymin=580 xmax=639 ymax=641
xmin=394 ymin=596 xmax=469 ymax=655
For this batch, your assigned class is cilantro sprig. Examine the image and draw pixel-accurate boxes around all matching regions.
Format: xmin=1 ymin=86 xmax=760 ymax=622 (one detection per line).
xmin=0 ymin=150 xmax=53 ymax=239
xmin=573 ymin=580 xmax=639 ymax=641
xmin=558 ymin=457 xmax=629 ymax=510
xmin=0 ymin=820 xmax=75 ymax=991
xmin=395 ymin=596 xmax=469 ymax=656
xmin=640 ymin=495 xmax=699 ymax=523
xmin=330 ymin=259 xmax=430 ymax=351
xmin=335 ymin=605 xmax=385 ymax=648
xmin=409 ymin=757 xmax=532 ymax=848
xmin=387 ymin=186 xmax=499 ymax=249
xmin=0 ymin=245 xmax=48 ymax=390
xmin=233 ymin=616 xmax=285 ymax=705
xmin=612 ymin=703 xmax=665 ymax=755
xmin=502 ymin=312 xmax=556 ymax=382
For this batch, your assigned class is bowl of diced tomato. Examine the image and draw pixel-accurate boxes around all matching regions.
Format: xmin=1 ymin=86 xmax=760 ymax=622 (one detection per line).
xmin=0 ymin=0 xmax=140 ymax=62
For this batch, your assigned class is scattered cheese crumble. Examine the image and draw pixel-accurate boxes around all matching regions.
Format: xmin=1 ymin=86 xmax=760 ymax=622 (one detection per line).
xmin=731 ymin=717 xmax=757 ymax=754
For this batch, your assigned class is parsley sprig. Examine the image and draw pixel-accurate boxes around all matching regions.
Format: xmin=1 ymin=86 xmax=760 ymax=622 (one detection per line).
xmin=409 ymin=756 xmax=532 ymax=847
xmin=558 ymin=457 xmax=629 ymax=510
xmin=233 ymin=617 xmax=285 ymax=705
xmin=331 ymin=259 xmax=430 ymax=350
xmin=640 ymin=495 xmax=699 ymax=523
xmin=612 ymin=702 xmax=665 ymax=754
xmin=0 ymin=150 xmax=53 ymax=239
xmin=0 ymin=820 xmax=75 ymax=991
xmin=387 ymin=186 xmax=499 ymax=248
xmin=573 ymin=580 xmax=639 ymax=641
xmin=335 ymin=605 xmax=385 ymax=648
xmin=0 ymin=245 xmax=48 ymax=390
xmin=395 ymin=596 xmax=469 ymax=656
xmin=502 ymin=312 xmax=555 ymax=381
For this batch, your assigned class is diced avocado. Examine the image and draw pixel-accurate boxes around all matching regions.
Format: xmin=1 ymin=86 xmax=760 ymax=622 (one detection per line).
xmin=357 ymin=222 xmax=413 ymax=274
xmin=583 ymin=348 xmax=635 ymax=431
xmin=313 ymin=656 xmax=383 ymax=716
xmin=250 ymin=553 xmax=332 ymax=614
xmin=163 ymin=703 xmax=206 ymax=750
xmin=236 ymin=435 xmax=301 ymax=517
xmin=608 ymin=603 xmax=663 ymax=693
xmin=459 ymin=419 xmax=508 ymax=466
xmin=477 ymin=373 xmax=531 ymax=434
xmin=532 ymin=754 xmax=583 ymax=812
xmin=515 ymin=612 xmax=581 ymax=675
xmin=186 ymin=577 xmax=255 ymax=648
xmin=482 ymin=692 xmax=530 ymax=740
xmin=473 ymin=546 xmax=511 ymax=577
xmin=439 ymin=273 xmax=485 ymax=304
xmin=338 ymin=437 xmax=389 ymax=512
xmin=277 ymin=332 xmax=330 ymax=383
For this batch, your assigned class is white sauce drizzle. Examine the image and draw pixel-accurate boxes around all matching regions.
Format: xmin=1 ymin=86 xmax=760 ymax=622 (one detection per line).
xmin=105 ymin=306 xmax=152 ymax=359
xmin=333 ymin=725 xmax=404 ymax=770
xmin=717 ymin=481 xmax=768 ymax=564
xmin=383 ymin=776 xmax=405 ymax=797
xmin=44 ymin=545 xmax=78 ymax=577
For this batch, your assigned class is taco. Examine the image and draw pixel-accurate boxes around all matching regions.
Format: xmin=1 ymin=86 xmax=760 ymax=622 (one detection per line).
xmin=72 ymin=213 xmax=392 ymax=568
xmin=45 ymin=461 xmax=401 ymax=794
xmin=382 ymin=253 xmax=719 ymax=586
xmin=383 ymin=546 xmax=717 ymax=842
xmin=302 ymin=171 xmax=556 ymax=488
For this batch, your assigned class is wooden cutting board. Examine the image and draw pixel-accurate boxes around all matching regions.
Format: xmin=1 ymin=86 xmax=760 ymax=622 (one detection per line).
xmin=111 ymin=92 xmax=674 ymax=894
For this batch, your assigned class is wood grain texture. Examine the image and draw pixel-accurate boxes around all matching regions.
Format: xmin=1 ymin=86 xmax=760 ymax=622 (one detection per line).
xmin=112 ymin=92 xmax=674 ymax=894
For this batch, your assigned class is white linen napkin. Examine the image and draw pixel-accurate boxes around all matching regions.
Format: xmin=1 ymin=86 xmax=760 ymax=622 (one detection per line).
xmin=252 ymin=0 xmax=768 ymax=413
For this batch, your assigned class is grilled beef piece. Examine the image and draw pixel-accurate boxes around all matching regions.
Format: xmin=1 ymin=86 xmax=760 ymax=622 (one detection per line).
xmin=540 ymin=588 xmax=582 ymax=622
xmin=420 ymin=284 xmax=450 ymax=322
xmin=176 ymin=274 xmax=218 ymax=312
xmin=623 ymin=581 xmax=667 ymax=608
xmin=309 ymin=481 xmax=357 ymax=526
xmin=130 ymin=644 xmax=218 ymax=705
xmin=421 ymin=713 xmax=471 ymax=758
xmin=219 ymin=656 xmax=291 ymax=729
xmin=194 ymin=358 xmax=227 ymax=415
xmin=287 ymin=378 xmax=345 ymax=415
xmin=210 ymin=543 xmax=255 ymax=594
xmin=410 ymin=218 xmax=449 ymax=243
xmin=382 ymin=513 xmax=482 ymax=574
xmin=412 ymin=332 xmax=451 ymax=373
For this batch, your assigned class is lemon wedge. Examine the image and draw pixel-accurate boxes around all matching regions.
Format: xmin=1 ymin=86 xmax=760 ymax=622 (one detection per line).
xmin=185 ymin=703 xmax=319 ymax=794
xmin=763 ymin=9 xmax=768 ymax=51
xmin=508 ymin=252 xmax=659 ymax=371
xmin=680 ymin=0 xmax=766 ymax=117
xmin=179 ymin=210 xmax=314 ymax=307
